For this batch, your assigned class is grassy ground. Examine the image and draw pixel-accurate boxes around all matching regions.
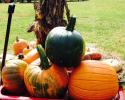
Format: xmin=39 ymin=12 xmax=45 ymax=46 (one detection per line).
xmin=0 ymin=0 xmax=125 ymax=60
xmin=0 ymin=4 xmax=35 ymax=53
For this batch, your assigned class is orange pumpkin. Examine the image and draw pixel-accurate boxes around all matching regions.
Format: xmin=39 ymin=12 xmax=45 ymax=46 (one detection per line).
xmin=13 ymin=37 xmax=28 ymax=55
xmin=68 ymin=60 xmax=119 ymax=100
xmin=23 ymin=46 xmax=32 ymax=55
xmin=22 ymin=47 xmax=40 ymax=64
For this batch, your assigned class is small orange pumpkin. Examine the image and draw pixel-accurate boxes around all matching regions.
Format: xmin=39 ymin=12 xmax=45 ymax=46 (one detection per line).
xmin=68 ymin=60 xmax=119 ymax=100
xmin=13 ymin=37 xmax=28 ymax=55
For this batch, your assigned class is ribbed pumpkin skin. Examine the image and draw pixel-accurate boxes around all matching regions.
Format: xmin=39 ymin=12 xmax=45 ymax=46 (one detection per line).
xmin=45 ymin=27 xmax=85 ymax=67
xmin=68 ymin=60 xmax=119 ymax=100
xmin=24 ymin=64 xmax=69 ymax=98
xmin=2 ymin=59 xmax=28 ymax=95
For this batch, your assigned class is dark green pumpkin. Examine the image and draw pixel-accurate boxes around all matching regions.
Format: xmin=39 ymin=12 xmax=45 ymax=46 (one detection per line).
xmin=45 ymin=17 xmax=85 ymax=67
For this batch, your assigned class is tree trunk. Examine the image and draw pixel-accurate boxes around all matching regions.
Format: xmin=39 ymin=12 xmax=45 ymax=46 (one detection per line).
xmin=27 ymin=0 xmax=70 ymax=48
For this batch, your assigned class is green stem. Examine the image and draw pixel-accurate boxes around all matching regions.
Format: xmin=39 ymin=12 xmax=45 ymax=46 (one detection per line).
xmin=66 ymin=16 xmax=76 ymax=32
xmin=36 ymin=45 xmax=50 ymax=70
xmin=18 ymin=54 xmax=24 ymax=59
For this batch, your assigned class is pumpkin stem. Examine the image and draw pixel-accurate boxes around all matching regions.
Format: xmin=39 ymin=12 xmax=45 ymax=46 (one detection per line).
xmin=66 ymin=16 xmax=76 ymax=32
xmin=27 ymin=45 xmax=29 ymax=49
xmin=16 ymin=36 xmax=19 ymax=42
xmin=18 ymin=53 xmax=24 ymax=59
xmin=36 ymin=45 xmax=50 ymax=70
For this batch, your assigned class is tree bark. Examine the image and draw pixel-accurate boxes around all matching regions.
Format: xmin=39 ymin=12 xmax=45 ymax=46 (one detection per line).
xmin=27 ymin=0 xmax=70 ymax=48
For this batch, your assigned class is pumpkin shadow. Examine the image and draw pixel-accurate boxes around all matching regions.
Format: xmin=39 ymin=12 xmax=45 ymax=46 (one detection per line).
xmin=1 ymin=85 xmax=29 ymax=96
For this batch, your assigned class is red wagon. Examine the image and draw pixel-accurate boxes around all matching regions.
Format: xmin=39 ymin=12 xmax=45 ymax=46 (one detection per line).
xmin=0 ymin=84 xmax=125 ymax=100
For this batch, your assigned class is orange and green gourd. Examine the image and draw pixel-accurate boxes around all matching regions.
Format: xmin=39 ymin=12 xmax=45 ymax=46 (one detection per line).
xmin=24 ymin=45 xmax=69 ymax=98
xmin=2 ymin=59 xmax=28 ymax=95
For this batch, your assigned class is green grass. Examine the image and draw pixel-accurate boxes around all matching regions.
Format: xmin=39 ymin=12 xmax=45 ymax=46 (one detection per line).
xmin=0 ymin=0 xmax=125 ymax=60
xmin=0 ymin=4 xmax=35 ymax=53
xmin=70 ymin=0 xmax=125 ymax=59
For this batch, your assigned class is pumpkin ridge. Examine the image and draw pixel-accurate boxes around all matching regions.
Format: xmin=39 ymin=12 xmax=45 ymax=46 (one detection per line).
xmin=49 ymin=65 xmax=68 ymax=79
xmin=25 ymin=66 xmax=40 ymax=76
xmin=70 ymin=78 xmax=118 ymax=82
xmin=29 ymin=71 xmax=40 ymax=85
xmin=68 ymin=61 xmax=119 ymax=100
xmin=2 ymin=71 xmax=19 ymax=74
xmin=71 ymin=72 xmax=117 ymax=76
xmin=24 ymin=67 xmax=41 ymax=96
xmin=69 ymin=88 xmax=115 ymax=100
xmin=69 ymin=85 xmax=118 ymax=92
xmin=83 ymin=61 xmax=115 ymax=70
xmin=78 ymin=65 xmax=116 ymax=72
xmin=48 ymin=66 xmax=69 ymax=86
xmin=28 ymin=68 xmax=40 ymax=84
xmin=71 ymin=81 xmax=118 ymax=91
xmin=86 ymin=66 xmax=115 ymax=71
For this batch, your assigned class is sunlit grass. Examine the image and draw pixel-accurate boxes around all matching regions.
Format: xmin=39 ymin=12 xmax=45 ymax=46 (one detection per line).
xmin=0 ymin=0 xmax=125 ymax=59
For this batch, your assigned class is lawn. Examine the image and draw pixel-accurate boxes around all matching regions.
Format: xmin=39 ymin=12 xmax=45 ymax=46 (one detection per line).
xmin=0 ymin=0 xmax=125 ymax=60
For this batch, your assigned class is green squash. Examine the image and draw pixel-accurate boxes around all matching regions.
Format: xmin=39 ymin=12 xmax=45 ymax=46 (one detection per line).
xmin=45 ymin=17 xmax=85 ymax=67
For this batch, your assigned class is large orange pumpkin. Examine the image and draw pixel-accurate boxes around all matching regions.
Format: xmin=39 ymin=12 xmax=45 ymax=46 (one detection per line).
xmin=68 ymin=60 xmax=119 ymax=100
xmin=13 ymin=37 xmax=28 ymax=55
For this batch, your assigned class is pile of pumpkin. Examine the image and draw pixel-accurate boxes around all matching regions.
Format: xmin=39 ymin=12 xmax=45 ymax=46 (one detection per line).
xmin=1 ymin=17 xmax=119 ymax=100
